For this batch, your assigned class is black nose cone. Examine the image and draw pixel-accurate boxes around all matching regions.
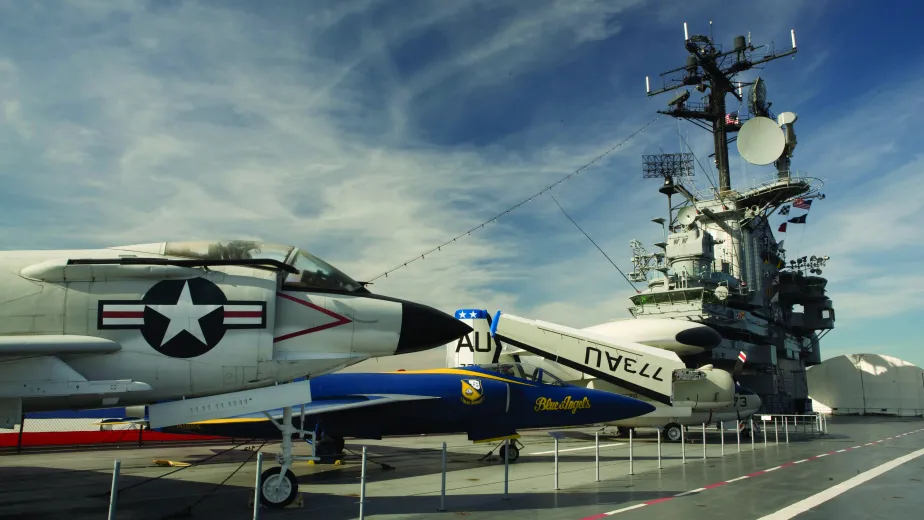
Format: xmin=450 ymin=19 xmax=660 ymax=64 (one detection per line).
xmin=396 ymin=301 xmax=473 ymax=354
xmin=675 ymin=326 xmax=723 ymax=349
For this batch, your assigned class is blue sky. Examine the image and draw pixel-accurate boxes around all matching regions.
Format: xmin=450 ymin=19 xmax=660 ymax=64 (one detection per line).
xmin=1 ymin=0 xmax=923 ymax=368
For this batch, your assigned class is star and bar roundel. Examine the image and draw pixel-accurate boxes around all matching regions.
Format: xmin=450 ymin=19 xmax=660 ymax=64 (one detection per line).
xmin=97 ymin=277 xmax=267 ymax=359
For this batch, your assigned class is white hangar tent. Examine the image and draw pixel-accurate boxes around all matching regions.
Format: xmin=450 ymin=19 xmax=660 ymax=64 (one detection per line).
xmin=807 ymin=354 xmax=924 ymax=417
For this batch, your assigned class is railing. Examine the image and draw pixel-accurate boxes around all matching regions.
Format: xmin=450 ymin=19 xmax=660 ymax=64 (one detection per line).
xmin=685 ymin=170 xmax=823 ymax=201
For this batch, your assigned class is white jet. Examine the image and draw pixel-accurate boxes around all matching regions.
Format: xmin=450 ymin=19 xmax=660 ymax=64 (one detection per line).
xmin=446 ymin=309 xmax=759 ymax=442
xmin=0 ymin=239 xmax=471 ymax=507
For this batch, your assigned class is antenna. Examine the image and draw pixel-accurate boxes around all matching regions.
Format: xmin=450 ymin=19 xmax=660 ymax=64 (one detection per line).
xmin=643 ymin=27 xmax=798 ymax=193
xmin=643 ymin=153 xmax=695 ymax=225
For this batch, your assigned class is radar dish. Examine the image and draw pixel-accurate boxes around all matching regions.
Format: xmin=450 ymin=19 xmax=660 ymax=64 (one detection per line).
xmin=714 ymin=286 xmax=729 ymax=301
xmin=677 ymin=206 xmax=697 ymax=226
xmin=777 ymin=111 xmax=798 ymax=125
xmin=737 ymin=116 xmax=785 ymax=165
xmin=749 ymin=77 xmax=768 ymax=116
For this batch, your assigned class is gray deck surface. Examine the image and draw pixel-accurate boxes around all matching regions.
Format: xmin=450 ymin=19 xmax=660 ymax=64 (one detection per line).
xmin=0 ymin=416 xmax=921 ymax=520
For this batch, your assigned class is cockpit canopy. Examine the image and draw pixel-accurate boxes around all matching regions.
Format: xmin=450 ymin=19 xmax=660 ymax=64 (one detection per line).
xmin=477 ymin=362 xmax=567 ymax=386
xmin=160 ymin=240 xmax=368 ymax=293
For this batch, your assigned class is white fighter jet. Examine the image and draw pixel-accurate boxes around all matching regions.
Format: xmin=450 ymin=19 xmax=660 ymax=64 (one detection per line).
xmin=0 ymin=239 xmax=471 ymax=506
xmin=446 ymin=309 xmax=759 ymax=441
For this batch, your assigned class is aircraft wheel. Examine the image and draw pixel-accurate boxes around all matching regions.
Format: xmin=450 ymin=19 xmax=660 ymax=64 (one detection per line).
xmin=259 ymin=467 xmax=299 ymax=509
xmin=664 ymin=423 xmax=683 ymax=443
xmin=499 ymin=444 xmax=520 ymax=462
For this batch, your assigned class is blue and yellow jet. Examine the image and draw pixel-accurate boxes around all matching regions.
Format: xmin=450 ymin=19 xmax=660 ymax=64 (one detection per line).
xmin=160 ymin=362 xmax=655 ymax=461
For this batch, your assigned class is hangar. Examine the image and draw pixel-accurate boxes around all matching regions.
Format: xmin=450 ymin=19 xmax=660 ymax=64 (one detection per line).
xmin=807 ymin=354 xmax=924 ymax=417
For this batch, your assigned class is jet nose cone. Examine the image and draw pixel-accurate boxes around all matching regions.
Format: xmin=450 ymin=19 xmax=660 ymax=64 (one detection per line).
xmin=594 ymin=393 xmax=656 ymax=421
xmin=623 ymin=396 xmax=657 ymax=418
xmin=675 ymin=325 xmax=723 ymax=350
xmin=396 ymin=301 xmax=473 ymax=355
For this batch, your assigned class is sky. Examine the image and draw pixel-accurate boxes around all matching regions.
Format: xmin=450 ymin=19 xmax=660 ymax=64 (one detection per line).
xmin=1 ymin=0 xmax=923 ymax=369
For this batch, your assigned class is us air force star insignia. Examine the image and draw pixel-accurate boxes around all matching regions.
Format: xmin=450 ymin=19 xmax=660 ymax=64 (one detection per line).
xmin=97 ymin=277 xmax=267 ymax=359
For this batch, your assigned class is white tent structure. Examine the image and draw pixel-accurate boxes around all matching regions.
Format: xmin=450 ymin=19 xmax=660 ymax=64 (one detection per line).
xmin=807 ymin=354 xmax=924 ymax=417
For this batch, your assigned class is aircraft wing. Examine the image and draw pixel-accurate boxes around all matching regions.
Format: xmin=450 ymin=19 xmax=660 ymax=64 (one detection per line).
xmin=0 ymin=336 xmax=151 ymax=400
xmin=188 ymin=394 xmax=440 ymax=425
xmin=490 ymin=312 xmax=688 ymax=406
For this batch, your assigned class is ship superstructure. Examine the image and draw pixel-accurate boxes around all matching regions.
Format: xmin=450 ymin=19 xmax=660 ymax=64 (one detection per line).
xmin=628 ymin=24 xmax=834 ymax=414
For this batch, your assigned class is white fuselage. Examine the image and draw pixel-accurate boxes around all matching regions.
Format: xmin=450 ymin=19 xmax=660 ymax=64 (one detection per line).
xmin=0 ymin=243 xmax=469 ymax=415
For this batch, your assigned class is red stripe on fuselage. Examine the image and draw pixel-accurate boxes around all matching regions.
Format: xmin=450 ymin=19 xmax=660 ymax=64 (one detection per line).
xmin=102 ymin=311 xmax=144 ymax=319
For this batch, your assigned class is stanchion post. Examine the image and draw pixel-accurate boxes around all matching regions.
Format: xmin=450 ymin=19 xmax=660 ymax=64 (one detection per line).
xmin=657 ymin=429 xmax=662 ymax=469
xmin=750 ymin=418 xmax=754 ymax=450
xmin=594 ymin=432 xmax=600 ymax=482
xmin=774 ymin=417 xmax=779 ymax=444
xmin=439 ymin=442 xmax=447 ymax=511
xmin=629 ymin=428 xmax=634 ymax=475
xmin=108 ymin=459 xmax=121 ymax=520
xmin=681 ymin=426 xmax=686 ymax=464
xmin=785 ymin=417 xmax=789 ymax=443
xmin=252 ymin=452 xmax=264 ymax=520
xmin=503 ymin=439 xmax=510 ymax=500
xmin=702 ymin=423 xmax=706 ymax=460
xmin=763 ymin=418 xmax=768 ymax=446
xmin=359 ymin=446 xmax=367 ymax=520
xmin=736 ymin=421 xmax=740 ymax=453
xmin=720 ymin=421 xmax=725 ymax=456
xmin=553 ymin=437 xmax=560 ymax=490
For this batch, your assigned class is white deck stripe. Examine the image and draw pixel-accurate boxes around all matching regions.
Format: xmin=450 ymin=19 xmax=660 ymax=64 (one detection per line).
xmin=764 ymin=466 xmax=781 ymax=472
xmin=530 ymin=443 xmax=624 ymax=455
xmin=726 ymin=476 xmax=750 ymax=483
xmin=756 ymin=447 xmax=924 ymax=520
xmin=604 ymin=503 xmax=647 ymax=515
xmin=675 ymin=487 xmax=705 ymax=497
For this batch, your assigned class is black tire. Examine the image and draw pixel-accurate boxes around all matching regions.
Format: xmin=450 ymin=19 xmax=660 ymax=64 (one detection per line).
xmin=259 ymin=467 xmax=299 ymax=509
xmin=664 ymin=423 xmax=683 ymax=443
xmin=499 ymin=444 xmax=520 ymax=462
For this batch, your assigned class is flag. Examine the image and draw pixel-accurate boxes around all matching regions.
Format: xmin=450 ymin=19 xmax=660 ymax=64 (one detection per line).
xmin=788 ymin=214 xmax=807 ymax=224
xmin=725 ymin=112 xmax=739 ymax=125
xmin=779 ymin=205 xmax=790 ymax=215
xmin=793 ymin=198 xmax=812 ymax=210
xmin=778 ymin=222 xmax=787 ymax=232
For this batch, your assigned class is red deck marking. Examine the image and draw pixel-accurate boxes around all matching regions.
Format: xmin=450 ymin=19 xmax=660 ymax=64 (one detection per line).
xmin=579 ymin=429 xmax=923 ymax=518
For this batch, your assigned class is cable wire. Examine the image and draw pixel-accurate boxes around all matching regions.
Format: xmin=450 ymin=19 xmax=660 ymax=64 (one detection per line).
xmin=365 ymin=114 xmax=663 ymax=283
xmin=548 ymin=194 xmax=639 ymax=293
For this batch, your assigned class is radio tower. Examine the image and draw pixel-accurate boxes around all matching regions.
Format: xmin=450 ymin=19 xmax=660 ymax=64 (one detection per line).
xmin=645 ymin=23 xmax=797 ymax=192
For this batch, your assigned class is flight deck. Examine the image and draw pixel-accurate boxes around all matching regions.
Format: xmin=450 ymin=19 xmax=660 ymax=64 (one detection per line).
xmin=1 ymin=416 xmax=921 ymax=520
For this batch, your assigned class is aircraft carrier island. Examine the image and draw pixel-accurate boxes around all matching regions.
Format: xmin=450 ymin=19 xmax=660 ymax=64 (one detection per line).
xmin=625 ymin=25 xmax=834 ymax=415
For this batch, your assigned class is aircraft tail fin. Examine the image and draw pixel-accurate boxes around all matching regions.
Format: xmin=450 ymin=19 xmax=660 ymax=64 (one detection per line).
xmin=445 ymin=309 xmax=505 ymax=367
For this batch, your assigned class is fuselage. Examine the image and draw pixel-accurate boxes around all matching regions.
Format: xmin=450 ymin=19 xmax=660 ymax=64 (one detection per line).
xmin=0 ymin=241 xmax=470 ymax=413
xmin=161 ymin=366 xmax=657 ymax=440
xmin=605 ymin=385 xmax=762 ymax=428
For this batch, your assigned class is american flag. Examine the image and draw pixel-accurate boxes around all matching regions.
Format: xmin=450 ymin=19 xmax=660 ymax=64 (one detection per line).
xmin=793 ymin=198 xmax=812 ymax=210
xmin=725 ymin=112 xmax=739 ymax=125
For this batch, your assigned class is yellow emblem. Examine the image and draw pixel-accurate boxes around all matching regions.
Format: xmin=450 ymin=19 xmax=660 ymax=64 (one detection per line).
xmin=534 ymin=396 xmax=591 ymax=414
xmin=461 ymin=379 xmax=485 ymax=405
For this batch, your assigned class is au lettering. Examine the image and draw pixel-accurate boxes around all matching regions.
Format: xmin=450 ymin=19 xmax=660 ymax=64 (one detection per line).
xmin=455 ymin=331 xmax=493 ymax=353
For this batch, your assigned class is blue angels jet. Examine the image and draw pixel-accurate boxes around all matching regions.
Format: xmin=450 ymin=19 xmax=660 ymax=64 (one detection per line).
xmin=160 ymin=362 xmax=655 ymax=507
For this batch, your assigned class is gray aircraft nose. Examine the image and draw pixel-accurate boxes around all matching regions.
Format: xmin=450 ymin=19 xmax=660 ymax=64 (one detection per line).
xmin=396 ymin=301 xmax=473 ymax=354
xmin=675 ymin=325 xmax=723 ymax=350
